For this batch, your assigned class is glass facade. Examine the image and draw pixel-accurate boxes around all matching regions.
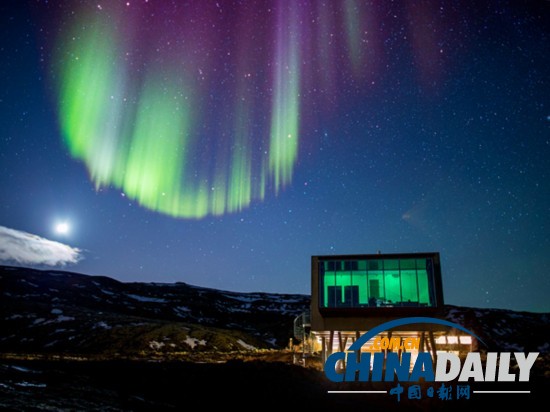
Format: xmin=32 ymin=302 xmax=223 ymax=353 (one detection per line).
xmin=319 ymin=257 xmax=436 ymax=308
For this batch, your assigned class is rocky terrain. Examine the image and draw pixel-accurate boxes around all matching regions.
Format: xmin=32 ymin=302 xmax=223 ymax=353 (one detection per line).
xmin=0 ymin=265 xmax=309 ymax=356
xmin=0 ymin=265 xmax=548 ymax=410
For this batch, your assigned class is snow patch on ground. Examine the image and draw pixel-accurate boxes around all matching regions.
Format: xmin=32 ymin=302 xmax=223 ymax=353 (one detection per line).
xmin=10 ymin=365 xmax=39 ymax=373
xmin=149 ymin=341 xmax=165 ymax=350
xmin=225 ymin=306 xmax=251 ymax=313
xmin=265 ymin=295 xmax=306 ymax=303
xmin=503 ymin=343 xmax=524 ymax=351
xmin=236 ymin=339 xmax=256 ymax=350
xmin=43 ymin=315 xmax=75 ymax=324
xmin=95 ymin=321 xmax=112 ymax=330
xmin=222 ymin=294 xmax=259 ymax=303
xmin=184 ymin=336 xmax=207 ymax=349
xmin=51 ymin=308 xmax=63 ymax=315
xmin=265 ymin=338 xmax=277 ymax=347
xmin=173 ymin=306 xmax=192 ymax=317
xmin=20 ymin=279 xmax=39 ymax=288
xmin=15 ymin=381 xmax=46 ymax=388
xmin=127 ymin=294 xmax=167 ymax=303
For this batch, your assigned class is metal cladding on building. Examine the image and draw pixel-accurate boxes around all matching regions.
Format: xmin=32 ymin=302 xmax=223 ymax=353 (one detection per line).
xmin=308 ymin=252 xmax=465 ymax=363
xmin=312 ymin=252 xmax=444 ymax=331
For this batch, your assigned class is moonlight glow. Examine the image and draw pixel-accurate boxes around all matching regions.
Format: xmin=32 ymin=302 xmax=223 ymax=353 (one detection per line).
xmin=54 ymin=222 xmax=70 ymax=235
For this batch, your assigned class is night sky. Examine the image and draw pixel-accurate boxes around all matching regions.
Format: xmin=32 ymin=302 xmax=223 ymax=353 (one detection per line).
xmin=0 ymin=1 xmax=548 ymax=312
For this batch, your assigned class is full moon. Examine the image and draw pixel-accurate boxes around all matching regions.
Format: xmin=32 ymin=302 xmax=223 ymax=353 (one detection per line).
xmin=54 ymin=221 xmax=70 ymax=235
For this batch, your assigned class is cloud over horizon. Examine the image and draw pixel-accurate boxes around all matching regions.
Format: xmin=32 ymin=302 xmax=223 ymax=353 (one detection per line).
xmin=0 ymin=225 xmax=82 ymax=266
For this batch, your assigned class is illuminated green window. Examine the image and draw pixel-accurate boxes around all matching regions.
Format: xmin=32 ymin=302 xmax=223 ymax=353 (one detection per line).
xmin=319 ymin=257 xmax=436 ymax=308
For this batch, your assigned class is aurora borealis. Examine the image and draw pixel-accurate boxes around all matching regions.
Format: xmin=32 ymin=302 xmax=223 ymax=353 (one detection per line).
xmin=55 ymin=1 xmax=305 ymax=218
xmin=0 ymin=1 xmax=549 ymax=312
xmin=52 ymin=1 xmax=436 ymax=218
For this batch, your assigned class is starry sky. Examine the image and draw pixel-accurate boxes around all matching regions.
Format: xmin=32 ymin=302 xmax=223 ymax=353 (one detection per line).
xmin=0 ymin=0 xmax=548 ymax=312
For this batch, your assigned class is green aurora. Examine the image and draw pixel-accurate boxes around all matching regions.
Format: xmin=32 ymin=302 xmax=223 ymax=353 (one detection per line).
xmin=55 ymin=11 xmax=301 ymax=219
